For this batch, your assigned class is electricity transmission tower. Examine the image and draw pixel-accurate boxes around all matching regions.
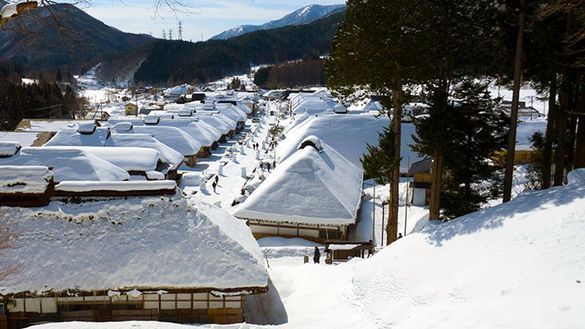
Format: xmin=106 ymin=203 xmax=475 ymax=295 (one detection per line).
xmin=178 ymin=21 xmax=183 ymax=41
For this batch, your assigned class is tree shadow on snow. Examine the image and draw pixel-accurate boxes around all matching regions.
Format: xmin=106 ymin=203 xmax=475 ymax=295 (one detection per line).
xmin=423 ymin=185 xmax=585 ymax=247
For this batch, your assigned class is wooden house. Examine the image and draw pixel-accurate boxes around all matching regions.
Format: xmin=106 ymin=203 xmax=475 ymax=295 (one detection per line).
xmin=408 ymin=158 xmax=432 ymax=206
xmin=233 ymin=136 xmax=363 ymax=243
xmin=0 ymin=197 xmax=268 ymax=328
xmin=124 ymin=103 xmax=138 ymax=116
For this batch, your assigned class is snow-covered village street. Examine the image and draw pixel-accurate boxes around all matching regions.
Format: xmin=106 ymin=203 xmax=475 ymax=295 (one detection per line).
xmin=2 ymin=1 xmax=585 ymax=328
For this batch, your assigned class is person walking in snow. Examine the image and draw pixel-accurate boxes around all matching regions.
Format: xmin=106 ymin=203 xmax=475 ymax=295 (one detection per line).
xmin=212 ymin=181 xmax=217 ymax=193
xmin=313 ymin=246 xmax=321 ymax=264
xmin=214 ymin=175 xmax=219 ymax=185
xmin=266 ymin=162 xmax=271 ymax=172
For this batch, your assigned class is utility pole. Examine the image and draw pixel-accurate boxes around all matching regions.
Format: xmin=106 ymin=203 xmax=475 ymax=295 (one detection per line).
xmin=503 ymin=0 xmax=526 ymax=203
xmin=178 ymin=21 xmax=183 ymax=41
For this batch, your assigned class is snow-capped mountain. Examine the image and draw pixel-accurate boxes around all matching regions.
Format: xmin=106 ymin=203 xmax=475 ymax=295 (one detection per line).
xmin=211 ymin=4 xmax=345 ymax=40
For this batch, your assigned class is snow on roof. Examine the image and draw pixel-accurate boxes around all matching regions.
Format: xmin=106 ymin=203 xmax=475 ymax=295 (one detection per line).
xmin=195 ymin=119 xmax=224 ymax=141
xmin=0 ymin=131 xmax=44 ymax=148
xmin=107 ymin=120 xmax=201 ymax=156
xmin=44 ymin=127 xmax=110 ymax=147
xmin=0 ymin=196 xmax=268 ymax=295
xmin=107 ymin=134 xmax=184 ymax=168
xmin=55 ymin=180 xmax=176 ymax=193
xmin=0 ymin=147 xmax=129 ymax=182
xmin=195 ymin=115 xmax=232 ymax=134
xmin=217 ymin=104 xmax=247 ymax=122
xmin=1 ymin=3 xmax=17 ymax=18
xmin=142 ymin=120 xmax=215 ymax=148
xmin=0 ymin=166 xmax=52 ymax=194
xmin=214 ymin=113 xmax=238 ymax=130
xmin=236 ymin=103 xmax=253 ymax=114
xmin=41 ymin=146 xmax=160 ymax=173
xmin=276 ymin=113 xmax=422 ymax=173
xmin=292 ymin=99 xmax=333 ymax=115
xmin=0 ymin=141 xmax=21 ymax=157
xmin=77 ymin=122 xmax=97 ymax=134
xmin=144 ymin=114 xmax=161 ymax=124
xmin=284 ymin=112 xmax=312 ymax=133
xmin=233 ymin=138 xmax=363 ymax=226
xmin=16 ymin=120 xmax=95 ymax=133
xmin=164 ymin=84 xmax=190 ymax=95
xmin=135 ymin=124 xmax=205 ymax=152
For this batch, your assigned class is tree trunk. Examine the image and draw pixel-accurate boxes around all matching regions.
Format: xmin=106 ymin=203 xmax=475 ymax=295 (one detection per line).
xmin=575 ymin=116 xmax=585 ymax=168
xmin=429 ymin=150 xmax=444 ymax=220
xmin=542 ymin=76 xmax=557 ymax=189
xmin=554 ymin=72 xmax=570 ymax=186
xmin=503 ymin=0 xmax=526 ymax=202
xmin=566 ymin=114 xmax=577 ymax=173
xmin=386 ymin=77 xmax=402 ymax=245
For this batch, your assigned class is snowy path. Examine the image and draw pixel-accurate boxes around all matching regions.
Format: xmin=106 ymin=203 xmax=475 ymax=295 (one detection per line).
xmin=180 ymin=111 xmax=278 ymax=209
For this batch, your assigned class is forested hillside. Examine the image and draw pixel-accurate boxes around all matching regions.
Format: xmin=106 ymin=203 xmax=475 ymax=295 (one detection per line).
xmin=133 ymin=11 xmax=344 ymax=85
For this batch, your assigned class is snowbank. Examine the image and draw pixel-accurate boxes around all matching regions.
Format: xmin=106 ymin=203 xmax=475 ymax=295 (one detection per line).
xmin=347 ymin=176 xmax=585 ymax=329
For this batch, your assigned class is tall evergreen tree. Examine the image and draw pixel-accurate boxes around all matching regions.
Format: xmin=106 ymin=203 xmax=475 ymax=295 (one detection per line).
xmin=327 ymin=0 xmax=433 ymax=244
xmin=413 ymin=81 xmax=509 ymax=219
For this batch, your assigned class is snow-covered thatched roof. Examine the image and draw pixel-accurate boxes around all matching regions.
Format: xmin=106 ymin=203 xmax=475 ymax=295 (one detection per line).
xmin=0 ymin=166 xmax=52 ymax=194
xmin=276 ymin=113 xmax=423 ymax=173
xmin=44 ymin=127 xmax=110 ymax=147
xmin=233 ymin=137 xmax=363 ymax=226
xmin=108 ymin=120 xmax=207 ymax=151
xmin=106 ymin=134 xmax=184 ymax=168
xmin=195 ymin=114 xmax=233 ymax=134
xmin=0 ymin=196 xmax=268 ymax=296
xmin=0 ymin=147 xmax=129 ymax=182
xmin=41 ymin=146 xmax=160 ymax=173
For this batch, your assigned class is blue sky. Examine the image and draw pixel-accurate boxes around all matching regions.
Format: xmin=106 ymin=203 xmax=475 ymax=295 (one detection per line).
xmin=80 ymin=0 xmax=346 ymax=41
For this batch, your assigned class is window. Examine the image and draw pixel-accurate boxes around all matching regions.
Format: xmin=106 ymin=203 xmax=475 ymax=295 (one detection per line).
xmin=0 ymin=302 xmax=4 ymax=315
xmin=319 ymin=229 xmax=340 ymax=240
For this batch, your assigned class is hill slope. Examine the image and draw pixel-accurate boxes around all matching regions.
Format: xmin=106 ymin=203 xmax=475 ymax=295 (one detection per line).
xmin=211 ymin=4 xmax=345 ymax=40
xmin=132 ymin=10 xmax=345 ymax=85
xmin=0 ymin=4 xmax=153 ymax=74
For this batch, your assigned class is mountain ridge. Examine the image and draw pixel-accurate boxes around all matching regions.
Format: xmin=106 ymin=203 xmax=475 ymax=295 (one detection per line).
xmin=211 ymin=4 xmax=345 ymax=40
xmin=0 ymin=3 xmax=153 ymax=75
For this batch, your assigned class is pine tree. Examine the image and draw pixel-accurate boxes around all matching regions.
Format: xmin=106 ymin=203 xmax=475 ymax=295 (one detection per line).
xmin=412 ymin=80 xmax=509 ymax=219
xmin=327 ymin=0 xmax=433 ymax=244
xmin=361 ymin=127 xmax=399 ymax=185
